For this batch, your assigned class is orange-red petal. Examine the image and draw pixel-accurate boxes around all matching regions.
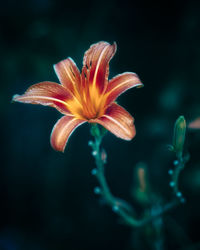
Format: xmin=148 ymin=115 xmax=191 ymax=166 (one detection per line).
xmin=12 ymin=81 xmax=73 ymax=115
xmin=188 ymin=117 xmax=200 ymax=129
xmin=81 ymin=41 xmax=117 ymax=94
xmin=50 ymin=116 xmax=86 ymax=152
xmin=54 ymin=57 xmax=81 ymax=95
xmin=105 ymin=72 xmax=143 ymax=107
xmin=91 ymin=103 xmax=136 ymax=140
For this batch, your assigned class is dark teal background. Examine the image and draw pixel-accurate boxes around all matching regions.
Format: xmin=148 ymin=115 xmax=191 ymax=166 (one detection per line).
xmin=1 ymin=0 xmax=200 ymax=249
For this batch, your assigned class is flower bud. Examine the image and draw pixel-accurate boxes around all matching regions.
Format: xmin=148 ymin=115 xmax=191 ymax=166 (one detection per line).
xmin=172 ymin=116 xmax=186 ymax=159
xmin=101 ymin=149 xmax=107 ymax=163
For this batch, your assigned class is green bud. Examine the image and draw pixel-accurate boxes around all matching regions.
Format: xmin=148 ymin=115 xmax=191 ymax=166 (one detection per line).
xmin=131 ymin=162 xmax=151 ymax=205
xmin=172 ymin=116 xmax=186 ymax=159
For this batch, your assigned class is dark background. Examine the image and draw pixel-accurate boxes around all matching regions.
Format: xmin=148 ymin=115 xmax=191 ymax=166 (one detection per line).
xmin=1 ymin=0 xmax=200 ymax=249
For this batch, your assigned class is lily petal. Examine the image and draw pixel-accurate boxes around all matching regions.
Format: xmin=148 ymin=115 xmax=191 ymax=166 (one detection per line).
xmin=91 ymin=103 xmax=136 ymax=140
xmin=105 ymin=73 xmax=143 ymax=107
xmin=54 ymin=58 xmax=81 ymax=96
xmin=12 ymin=81 xmax=73 ymax=115
xmin=188 ymin=117 xmax=200 ymax=129
xmin=51 ymin=116 xmax=86 ymax=152
xmin=82 ymin=41 xmax=117 ymax=94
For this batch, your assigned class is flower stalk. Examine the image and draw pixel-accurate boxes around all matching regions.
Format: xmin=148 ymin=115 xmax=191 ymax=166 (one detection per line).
xmin=89 ymin=124 xmax=143 ymax=227
xmin=89 ymin=124 xmax=181 ymax=228
xmin=169 ymin=116 xmax=189 ymax=202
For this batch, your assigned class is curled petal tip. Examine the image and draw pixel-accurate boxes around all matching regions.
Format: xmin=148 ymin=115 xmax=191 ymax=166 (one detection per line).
xmin=50 ymin=116 xmax=86 ymax=152
xmin=105 ymin=72 xmax=143 ymax=107
xmin=112 ymin=41 xmax=117 ymax=51
xmin=53 ymin=57 xmax=80 ymax=93
xmin=11 ymin=82 xmax=73 ymax=115
xmin=137 ymin=83 xmax=144 ymax=88
xmin=12 ymin=94 xmax=19 ymax=102
xmin=12 ymin=94 xmax=29 ymax=103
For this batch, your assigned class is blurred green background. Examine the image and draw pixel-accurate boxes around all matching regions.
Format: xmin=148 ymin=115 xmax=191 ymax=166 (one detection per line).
xmin=1 ymin=0 xmax=200 ymax=249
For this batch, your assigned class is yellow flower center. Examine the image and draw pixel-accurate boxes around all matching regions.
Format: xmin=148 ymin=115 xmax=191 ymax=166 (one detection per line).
xmin=66 ymin=84 xmax=106 ymax=120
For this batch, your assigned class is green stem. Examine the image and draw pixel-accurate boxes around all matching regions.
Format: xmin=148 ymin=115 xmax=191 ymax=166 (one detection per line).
xmin=89 ymin=125 xmax=180 ymax=228
xmin=170 ymin=153 xmax=189 ymax=200
xmin=94 ymin=136 xmax=114 ymax=204
xmin=172 ymin=159 xmax=184 ymax=194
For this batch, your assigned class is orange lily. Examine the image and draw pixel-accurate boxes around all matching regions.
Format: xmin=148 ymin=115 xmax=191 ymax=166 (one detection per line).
xmin=13 ymin=41 xmax=143 ymax=152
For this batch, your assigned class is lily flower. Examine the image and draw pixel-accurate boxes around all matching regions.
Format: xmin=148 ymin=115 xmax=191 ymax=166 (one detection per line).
xmin=13 ymin=41 xmax=143 ymax=152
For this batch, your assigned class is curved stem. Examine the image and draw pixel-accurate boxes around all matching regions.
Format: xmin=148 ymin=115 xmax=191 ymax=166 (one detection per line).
xmin=169 ymin=153 xmax=189 ymax=201
xmin=172 ymin=159 xmax=185 ymax=194
xmin=89 ymin=125 xmax=179 ymax=228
